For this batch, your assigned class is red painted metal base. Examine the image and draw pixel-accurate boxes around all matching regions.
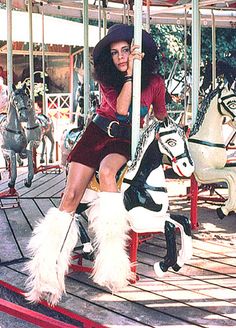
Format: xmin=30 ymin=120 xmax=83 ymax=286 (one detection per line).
xmin=35 ymin=164 xmax=62 ymax=174
xmin=188 ymin=174 xmax=229 ymax=230
xmin=129 ymin=231 xmax=159 ymax=283
xmin=69 ymin=232 xmax=156 ymax=285
xmin=0 ymin=188 xmax=20 ymax=209
xmin=189 ymin=175 xmax=199 ymax=231
xmin=33 ymin=148 xmax=62 ymax=174
xmin=0 ymin=280 xmax=106 ymax=328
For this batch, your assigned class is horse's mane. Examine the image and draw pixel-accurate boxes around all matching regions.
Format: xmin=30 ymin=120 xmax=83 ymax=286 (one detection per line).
xmin=128 ymin=120 xmax=158 ymax=171
xmin=190 ymin=86 xmax=220 ymax=137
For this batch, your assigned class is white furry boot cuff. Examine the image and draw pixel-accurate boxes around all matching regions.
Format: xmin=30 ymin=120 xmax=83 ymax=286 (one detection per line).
xmin=90 ymin=191 xmax=133 ymax=292
xmin=24 ymin=207 xmax=78 ymax=305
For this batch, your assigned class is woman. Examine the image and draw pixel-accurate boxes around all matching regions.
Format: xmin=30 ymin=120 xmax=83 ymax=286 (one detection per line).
xmin=25 ymin=24 xmax=168 ymax=305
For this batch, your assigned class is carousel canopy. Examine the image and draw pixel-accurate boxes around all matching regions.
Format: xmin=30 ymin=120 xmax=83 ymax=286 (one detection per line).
xmin=0 ymin=8 xmax=102 ymax=47
xmin=0 ymin=0 xmax=235 ymax=28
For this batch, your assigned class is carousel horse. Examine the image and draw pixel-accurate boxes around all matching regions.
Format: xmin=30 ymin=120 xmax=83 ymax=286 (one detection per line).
xmin=36 ymin=113 xmax=55 ymax=164
xmin=25 ymin=116 xmax=194 ymax=306
xmin=0 ymin=85 xmax=36 ymax=188
xmin=21 ymin=71 xmax=57 ymax=164
xmin=188 ymin=82 xmax=236 ymax=219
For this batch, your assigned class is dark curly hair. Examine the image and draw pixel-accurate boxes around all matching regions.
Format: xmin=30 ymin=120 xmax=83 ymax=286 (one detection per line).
xmin=93 ymin=43 xmax=160 ymax=93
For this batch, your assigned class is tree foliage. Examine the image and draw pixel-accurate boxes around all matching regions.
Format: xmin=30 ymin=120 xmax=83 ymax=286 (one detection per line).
xmin=150 ymin=24 xmax=236 ymax=78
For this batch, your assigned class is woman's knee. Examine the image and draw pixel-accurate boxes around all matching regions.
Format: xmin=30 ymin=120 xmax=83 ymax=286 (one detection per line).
xmin=99 ymin=165 xmax=116 ymax=183
xmin=63 ymin=187 xmax=81 ymax=205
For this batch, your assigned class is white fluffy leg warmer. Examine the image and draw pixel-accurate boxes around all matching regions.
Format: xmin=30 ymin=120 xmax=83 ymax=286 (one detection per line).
xmin=89 ymin=192 xmax=133 ymax=292
xmin=24 ymin=208 xmax=78 ymax=305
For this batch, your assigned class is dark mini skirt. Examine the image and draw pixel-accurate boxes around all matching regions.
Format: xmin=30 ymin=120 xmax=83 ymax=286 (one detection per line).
xmin=67 ymin=122 xmax=131 ymax=169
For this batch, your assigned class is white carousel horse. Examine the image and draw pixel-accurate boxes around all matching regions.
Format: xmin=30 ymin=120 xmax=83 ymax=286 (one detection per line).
xmin=0 ymin=85 xmax=37 ymax=188
xmin=24 ymin=116 xmax=194 ymax=306
xmin=188 ymin=82 xmax=236 ymax=219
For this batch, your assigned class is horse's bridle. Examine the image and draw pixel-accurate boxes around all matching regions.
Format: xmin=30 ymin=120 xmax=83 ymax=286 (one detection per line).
xmin=158 ymin=129 xmax=193 ymax=165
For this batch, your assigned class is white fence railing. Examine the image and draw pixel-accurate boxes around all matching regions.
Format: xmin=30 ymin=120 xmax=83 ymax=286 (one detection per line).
xmin=46 ymin=93 xmax=73 ymax=141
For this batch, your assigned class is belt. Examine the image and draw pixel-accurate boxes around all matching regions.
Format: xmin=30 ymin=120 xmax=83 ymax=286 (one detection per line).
xmin=93 ymin=114 xmax=131 ymax=139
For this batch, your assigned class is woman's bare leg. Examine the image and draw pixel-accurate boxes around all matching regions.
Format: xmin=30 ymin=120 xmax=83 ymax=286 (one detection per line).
xmin=99 ymin=153 xmax=127 ymax=192
xmin=59 ymin=162 xmax=95 ymax=212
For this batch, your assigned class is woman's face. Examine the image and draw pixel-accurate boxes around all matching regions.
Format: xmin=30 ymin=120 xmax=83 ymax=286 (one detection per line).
xmin=110 ymin=41 xmax=130 ymax=73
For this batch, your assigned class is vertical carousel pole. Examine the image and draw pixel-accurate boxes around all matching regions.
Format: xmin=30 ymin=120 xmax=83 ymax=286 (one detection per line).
xmin=6 ymin=0 xmax=13 ymax=92
xmin=211 ymin=9 xmax=216 ymax=89
xmin=98 ymin=0 xmax=102 ymax=40
xmin=145 ymin=0 xmax=150 ymax=33
xmin=28 ymin=0 xmax=35 ymax=104
xmin=131 ymin=0 xmax=142 ymax=160
xmin=83 ymin=0 xmax=90 ymax=124
xmin=191 ymin=0 xmax=201 ymax=229
xmin=98 ymin=0 xmax=102 ymax=104
xmin=191 ymin=0 xmax=200 ymax=125
xmin=41 ymin=4 xmax=46 ymax=115
xmin=183 ymin=6 xmax=188 ymax=125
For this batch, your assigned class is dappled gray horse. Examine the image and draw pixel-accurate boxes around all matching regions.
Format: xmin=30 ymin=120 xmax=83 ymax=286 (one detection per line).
xmin=0 ymin=85 xmax=35 ymax=188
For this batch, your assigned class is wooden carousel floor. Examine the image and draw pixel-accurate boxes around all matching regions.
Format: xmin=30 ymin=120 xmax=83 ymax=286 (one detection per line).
xmin=1 ymin=166 xmax=236 ymax=327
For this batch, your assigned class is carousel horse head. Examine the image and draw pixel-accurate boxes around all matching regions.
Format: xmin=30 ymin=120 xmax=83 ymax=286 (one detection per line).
xmin=189 ymin=81 xmax=236 ymax=219
xmin=217 ymin=82 xmax=236 ymax=127
xmin=10 ymin=84 xmax=31 ymax=122
xmin=156 ymin=116 xmax=194 ymax=177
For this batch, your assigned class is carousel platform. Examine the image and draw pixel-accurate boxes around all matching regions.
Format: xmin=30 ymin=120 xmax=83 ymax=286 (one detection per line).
xmin=0 ymin=165 xmax=236 ymax=327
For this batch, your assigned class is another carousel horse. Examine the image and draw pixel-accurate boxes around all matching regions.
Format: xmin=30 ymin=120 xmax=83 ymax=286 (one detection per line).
xmin=25 ymin=116 xmax=194 ymax=305
xmin=0 ymin=85 xmax=35 ymax=188
xmin=188 ymin=82 xmax=236 ymax=219
xmin=36 ymin=114 xmax=55 ymax=164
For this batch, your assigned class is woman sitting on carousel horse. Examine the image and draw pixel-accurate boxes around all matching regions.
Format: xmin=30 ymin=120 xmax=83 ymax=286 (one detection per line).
xmin=25 ymin=23 xmax=168 ymax=305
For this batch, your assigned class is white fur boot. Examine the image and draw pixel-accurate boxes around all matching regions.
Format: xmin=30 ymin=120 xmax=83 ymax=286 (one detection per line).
xmin=24 ymin=208 xmax=78 ymax=305
xmin=89 ymin=192 xmax=133 ymax=292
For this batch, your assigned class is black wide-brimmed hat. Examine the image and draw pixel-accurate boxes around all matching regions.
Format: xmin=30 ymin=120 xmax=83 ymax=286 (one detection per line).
xmin=93 ymin=24 xmax=158 ymax=65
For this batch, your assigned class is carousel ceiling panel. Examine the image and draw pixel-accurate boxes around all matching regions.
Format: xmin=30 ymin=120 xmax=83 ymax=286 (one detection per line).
xmin=0 ymin=8 xmax=101 ymax=46
xmin=0 ymin=0 xmax=235 ymax=28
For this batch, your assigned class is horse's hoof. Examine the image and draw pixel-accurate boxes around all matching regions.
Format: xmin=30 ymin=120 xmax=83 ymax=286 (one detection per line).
xmin=49 ymin=159 xmax=53 ymax=163
xmin=24 ymin=180 xmax=32 ymax=188
xmin=40 ymin=159 xmax=45 ymax=164
xmin=154 ymin=262 xmax=165 ymax=278
xmin=172 ymin=263 xmax=181 ymax=272
xmin=216 ymin=207 xmax=226 ymax=220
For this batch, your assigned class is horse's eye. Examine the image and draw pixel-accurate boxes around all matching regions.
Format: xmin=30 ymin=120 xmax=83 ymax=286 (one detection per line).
xmin=228 ymin=101 xmax=236 ymax=110
xmin=166 ymin=138 xmax=176 ymax=147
